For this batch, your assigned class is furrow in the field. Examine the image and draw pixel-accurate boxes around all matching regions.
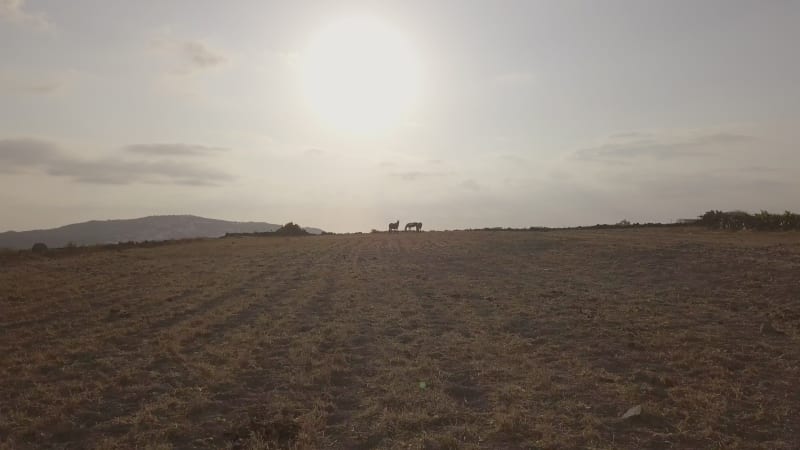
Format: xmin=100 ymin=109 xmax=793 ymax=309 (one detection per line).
xmin=55 ymin=296 xmax=284 ymax=444
xmin=189 ymin=236 xmax=377 ymax=448
xmin=0 ymin=281 xmax=215 ymax=356
xmin=0 ymin=252 xmax=200 ymax=318
xmin=0 ymin=246 xmax=268 ymax=329
xmin=0 ymin=259 xmax=270 ymax=358
xmin=177 ymin=248 xmax=329 ymax=354
xmin=78 ymin=240 xmax=352 ymax=447
xmin=125 ymin=245 xmax=316 ymax=338
xmin=391 ymin=238 xmax=575 ymax=447
xmin=380 ymin=231 xmax=403 ymax=254
xmin=319 ymin=238 xmax=481 ymax=446
xmin=313 ymin=240 xmax=398 ymax=447
xmin=0 ymin=276 xmax=263 ymax=424
xmin=1 ymin=245 xmax=323 ymax=383
xmin=0 ymin=271 xmax=146 ymax=326
xmin=0 ymin=238 xmax=304 ymax=326
xmin=2 ymin=244 xmax=315 ymax=446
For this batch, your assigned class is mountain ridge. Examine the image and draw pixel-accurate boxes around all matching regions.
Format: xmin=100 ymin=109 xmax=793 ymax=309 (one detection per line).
xmin=0 ymin=215 xmax=324 ymax=249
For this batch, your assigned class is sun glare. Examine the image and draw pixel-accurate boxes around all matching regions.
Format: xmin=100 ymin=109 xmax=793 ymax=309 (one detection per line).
xmin=301 ymin=16 xmax=421 ymax=134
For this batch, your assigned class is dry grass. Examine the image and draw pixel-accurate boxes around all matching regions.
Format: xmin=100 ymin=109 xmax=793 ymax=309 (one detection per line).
xmin=1 ymin=228 xmax=799 ymax=449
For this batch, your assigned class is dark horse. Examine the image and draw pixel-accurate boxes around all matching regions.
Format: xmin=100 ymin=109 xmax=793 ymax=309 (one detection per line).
xmin=404 ymin=222 xmax=422 ymax=232
xmin=388 ymin=220 xmax=400 ymax=232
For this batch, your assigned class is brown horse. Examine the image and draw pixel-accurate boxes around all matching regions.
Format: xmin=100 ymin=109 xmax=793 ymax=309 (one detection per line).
xmin=388 ymin=220 xmax=400 ymax=232
xmin=404 ymin=222 xmax=422 ymax=232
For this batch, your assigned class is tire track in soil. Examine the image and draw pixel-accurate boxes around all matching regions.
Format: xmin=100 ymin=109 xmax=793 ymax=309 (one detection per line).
xmin=179 ymin=242 xmax=348 ymax=354
xmin=402 ymin=258 xmax=493 ymax=417
xmin=383 ymin=233 xmax=494 ymax=443
xmin=175 ymin=238 xmax=349 ymax=355
xmin=327 ymin=235 xmax=489 ymax=448
xmin=178 ymin=239 xmax=355 ymax=448
xmin=179 ymin=236 xmax=376 ymax=449
xmin=314 ymin=237 xmax=388 ymax=449
xmin=103 ymin=260 xmax=295 ymax=350
xmin=0 ymin=254 xmax=266 ymax=347
xmin=408 ymin=239 xmax=535 ymax=448
xmin=0 ymin=276 xmax=172 ymax=332
xmin=34 ymin=244 xmax=342 ymax=447
xmin=30 ymin=269 xmax=267 ymax=359
xmin=89 ymin=239 xmax=353 ymax=448
xmin=29 ymin=270 xmax=283 ymax=445
xmin=1 ymin=282 xmax=217 ymax=353
xmin=3 ymin=239 xmax=306 ymax=329
xmin=0 ymin=255 xmax=208 ymax=326
xmin=0 ymin=269 xmax=279 ymax=425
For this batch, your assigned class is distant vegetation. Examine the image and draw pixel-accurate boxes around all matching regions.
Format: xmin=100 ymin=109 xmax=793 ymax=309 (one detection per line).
xmin=0 ymin=238 xmax=209 ymax=264
xmin=225 ymin=222 xmax=311 ymax=238
xmin=699 ymin=210 xmax=800 ymax=231
xmin=467 ymin=221 xmax=690 ymax=232
xmin=466 ymin=210 xmax=800 ymax=233
xmin=273 ymin=222 xmax=311 ymax=236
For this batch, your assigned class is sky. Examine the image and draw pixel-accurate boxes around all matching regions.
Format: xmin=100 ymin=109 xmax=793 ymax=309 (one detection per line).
xmin=1 ymin=0 xmax=799 ymax=232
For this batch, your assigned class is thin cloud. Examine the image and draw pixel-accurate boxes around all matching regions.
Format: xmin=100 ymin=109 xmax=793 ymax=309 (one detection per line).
xmin=21 ymin=81 xmax=61 ymax=94
xmin=635 ymin=170 xmax=791 ymax=199
xmin=181 ymin=41 xmax=226 ymax=69
xmin=125 ymin=143 xmax=227 ymax=157
xmin=0 ymin=138 xmax=59 ymax=170
xmin=0 ymin=79 xmax=62 ymax=95
xmin=608 ymin=131 xmax=651 ymax=140
xmin=575 ymin=130 xmax=758 ymax=162
xmin=390 ymin=171 xmax=450 ymax=181
xmin=461 ymin=179 xmax=481 ymax=191
xmin=0 ymin=70 xmax=74 ymax=95
xmin=0 ymin=137 xmax=233 ymax=186
xmin=151 ymin=36 xmax=228 ymax=75
xmin=739 ymin=166 xmax=782 ymax=174
xmin=0 ymin=0 xmax=49 ymax=29
xmin=46 ymin=158 xmax=233 ymax=186
xmin=498 ymin=154 xmax=529 ymax=165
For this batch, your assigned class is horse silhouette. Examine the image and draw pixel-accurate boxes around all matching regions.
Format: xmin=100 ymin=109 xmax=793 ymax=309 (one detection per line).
xmin=388 ymin=220 xmax=400 ymax=232
xmin=404 ymin=222 xmax=422 ymax=232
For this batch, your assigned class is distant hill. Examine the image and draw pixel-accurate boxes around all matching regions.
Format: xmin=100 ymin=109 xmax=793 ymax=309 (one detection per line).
xmin=0 ymin=215 xmax=324 ymax=249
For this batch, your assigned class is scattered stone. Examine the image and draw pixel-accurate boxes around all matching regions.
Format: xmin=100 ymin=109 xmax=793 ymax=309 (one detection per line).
xmin=760 ymin=322 xmax=785 ymax=336
xmin=621 ymin=404 xmax=642 ymax=419
xmin=108 ymin=308 xmax=130 ymax=318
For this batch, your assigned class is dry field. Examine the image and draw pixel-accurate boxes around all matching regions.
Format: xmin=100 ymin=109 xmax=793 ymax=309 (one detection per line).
xmin=1 ymin=229 xmax=799 ymax=449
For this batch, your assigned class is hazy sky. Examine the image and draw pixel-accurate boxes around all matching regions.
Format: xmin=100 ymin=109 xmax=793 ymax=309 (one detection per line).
xmin=2 ymin=0 xmax=799 ymax=232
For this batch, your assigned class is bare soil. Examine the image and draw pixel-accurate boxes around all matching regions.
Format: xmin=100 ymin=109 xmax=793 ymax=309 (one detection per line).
xmin=1 ymin=228 xmax=799 ymax=449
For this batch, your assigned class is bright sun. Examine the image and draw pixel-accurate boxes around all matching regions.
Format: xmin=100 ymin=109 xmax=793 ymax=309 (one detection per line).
xmin=301 ymin=16 xmax=421 ymax=134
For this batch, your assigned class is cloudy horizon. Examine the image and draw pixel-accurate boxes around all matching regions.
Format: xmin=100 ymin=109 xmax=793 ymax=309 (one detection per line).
xmin=2 ymin=0 xmax=799 ymax=232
